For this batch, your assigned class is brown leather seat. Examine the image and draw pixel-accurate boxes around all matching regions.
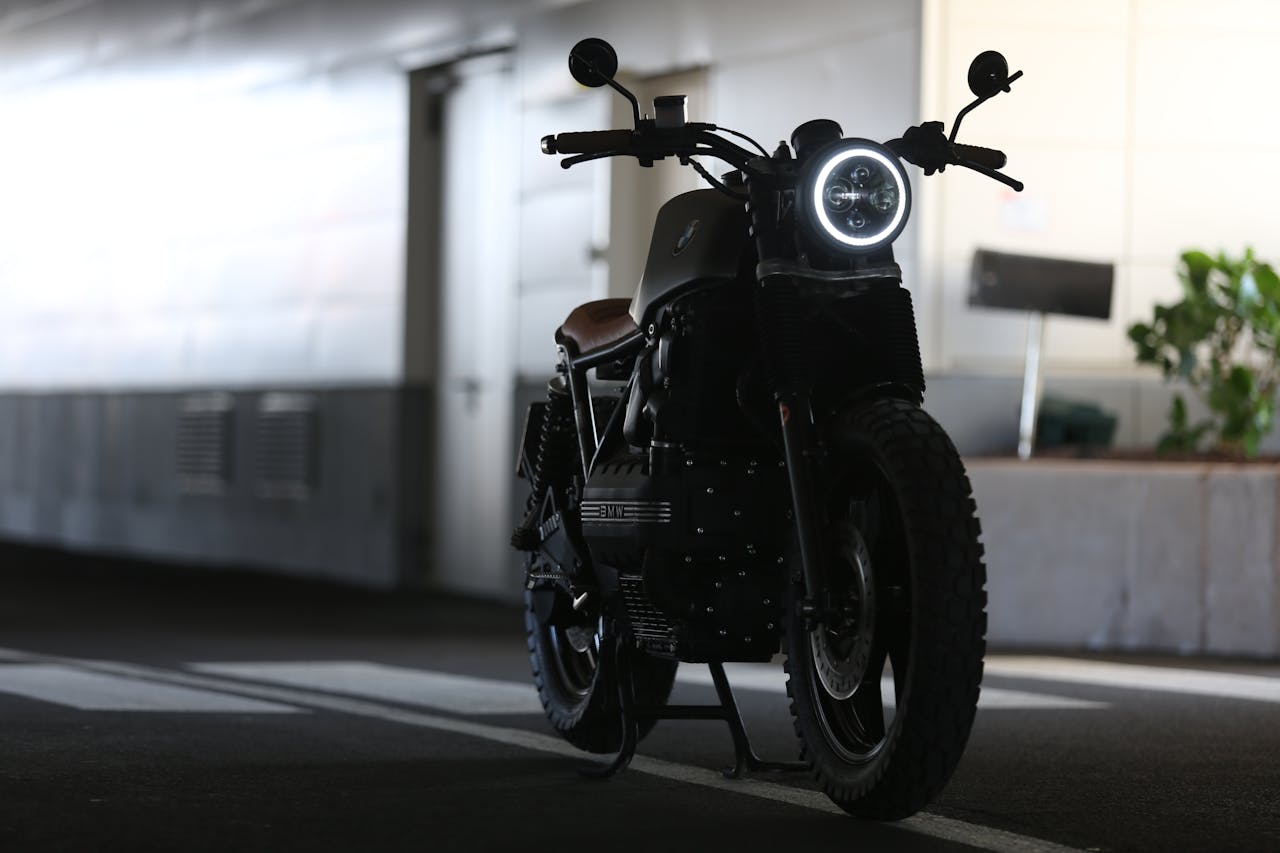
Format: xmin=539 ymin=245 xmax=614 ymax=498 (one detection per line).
xmin=556 ymin=298 xmax=638 ymax=356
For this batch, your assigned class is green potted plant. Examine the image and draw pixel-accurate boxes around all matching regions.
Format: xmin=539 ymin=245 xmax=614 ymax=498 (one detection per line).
xmin=1127 ymin=248 xmax=1280 ymax=457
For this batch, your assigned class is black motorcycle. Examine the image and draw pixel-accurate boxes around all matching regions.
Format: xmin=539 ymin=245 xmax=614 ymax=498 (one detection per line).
xmin=512 ymin=37 xmax=1021 ymax=819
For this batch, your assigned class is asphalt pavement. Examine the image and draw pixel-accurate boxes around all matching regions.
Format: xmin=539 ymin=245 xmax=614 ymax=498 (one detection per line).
xmin=1 ymin=545 xmax=1278 ymax=853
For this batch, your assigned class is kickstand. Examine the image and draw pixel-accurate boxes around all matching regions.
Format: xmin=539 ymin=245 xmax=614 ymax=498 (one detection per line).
xmin=581 ymin=637 xmax=807 ymax=780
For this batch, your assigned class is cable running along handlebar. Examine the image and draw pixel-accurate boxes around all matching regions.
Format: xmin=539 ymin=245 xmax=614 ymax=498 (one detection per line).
xmin=542 ymin=124 xmax=762 ymax=175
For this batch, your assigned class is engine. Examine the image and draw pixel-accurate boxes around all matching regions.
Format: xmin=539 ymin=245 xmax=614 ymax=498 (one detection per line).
xmin=581 ymin=442 xmax=790 ymax=662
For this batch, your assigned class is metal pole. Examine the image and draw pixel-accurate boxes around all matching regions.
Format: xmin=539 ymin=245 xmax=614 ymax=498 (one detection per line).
xmin=1017 ymin=312 xmax=1046 ymax=460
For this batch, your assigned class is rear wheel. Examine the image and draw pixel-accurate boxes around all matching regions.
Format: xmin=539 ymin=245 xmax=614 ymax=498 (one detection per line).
xmin=526 ymin=587 xmax=677 ymax=753
xmin=785 ymin=398 xmax=986 ymax=819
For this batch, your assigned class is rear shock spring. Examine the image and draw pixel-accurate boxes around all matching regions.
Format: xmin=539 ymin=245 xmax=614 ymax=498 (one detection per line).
xmin=512 ymin=375 xmax=576 ymax=550
xmin=530 ymin=375 xmax=576 ymax=500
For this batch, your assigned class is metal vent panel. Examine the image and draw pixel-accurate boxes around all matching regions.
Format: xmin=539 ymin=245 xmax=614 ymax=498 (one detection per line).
xmin=176 ymin=393 xmax=234 ymax=495
xmin=255 ymin=392 xmax=318 ymax=500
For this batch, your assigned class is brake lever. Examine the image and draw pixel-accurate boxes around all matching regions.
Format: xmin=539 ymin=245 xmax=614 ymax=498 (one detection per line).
xmin=559 ymin=151 xmax=622 ymax=169
xmin=954 ymin=157 xmax=1024 ymax=192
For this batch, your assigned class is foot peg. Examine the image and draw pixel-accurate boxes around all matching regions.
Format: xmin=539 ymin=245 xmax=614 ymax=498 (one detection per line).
xmin=510 ymin=524 xmax=539 ymax=551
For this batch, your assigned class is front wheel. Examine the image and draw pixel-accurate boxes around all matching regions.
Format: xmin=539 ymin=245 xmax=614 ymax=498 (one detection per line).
xmin=785 ymin=398 xmax=986 ymax=819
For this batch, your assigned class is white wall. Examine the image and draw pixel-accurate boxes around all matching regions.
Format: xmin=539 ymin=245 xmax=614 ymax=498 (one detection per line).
xmin=919 ymin=0 xmax=1280 ymax=376
xmin=432 ymin=53 xmax=521 ymax=596
xmin=10 ymin=1 xmax=1275 ymax=391
xmin=0 ymin=0 xmax=923 ymax=391
xmin=0 ymin=0 xmax=928 ymax=598
xmin=0 ymin=0 xmax=531 ymax=391
xmin=513 ymin=0 xmax=923 ymax=377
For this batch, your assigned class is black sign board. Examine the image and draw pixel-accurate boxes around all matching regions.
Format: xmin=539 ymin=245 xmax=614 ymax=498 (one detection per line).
xmin=969 ymin=249 xmax=1114 ymax=320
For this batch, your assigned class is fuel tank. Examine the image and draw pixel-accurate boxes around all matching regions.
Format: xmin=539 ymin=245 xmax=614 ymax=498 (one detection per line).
xmin=628 ymin=189 xmax=751 ymax=329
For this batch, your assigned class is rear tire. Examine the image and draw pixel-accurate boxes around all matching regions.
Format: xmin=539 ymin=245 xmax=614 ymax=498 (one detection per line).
xmin=785 ymin=397 xmax=986 ymax=819
xmin=526 ymin=588 xmax=678 ymax=754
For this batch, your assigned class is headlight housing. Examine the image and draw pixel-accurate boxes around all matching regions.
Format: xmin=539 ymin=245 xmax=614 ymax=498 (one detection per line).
xmin=802 ymin=139 xmax=910 ymax=254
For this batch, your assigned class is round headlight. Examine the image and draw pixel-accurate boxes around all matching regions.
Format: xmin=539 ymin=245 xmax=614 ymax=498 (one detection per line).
xmin=805 ymin=139 xmax=910 ymax=253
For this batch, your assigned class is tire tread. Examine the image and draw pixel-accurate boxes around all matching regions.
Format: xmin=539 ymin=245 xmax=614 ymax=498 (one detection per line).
xmin=785 ymin=398 xmax=987 ymax=819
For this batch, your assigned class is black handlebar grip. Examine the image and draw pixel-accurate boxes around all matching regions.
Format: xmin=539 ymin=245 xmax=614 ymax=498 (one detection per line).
xmin=953 ymin=143 xmax=1007 ymax=170
xmin=547 ymin=130 xmax=635 ymax=155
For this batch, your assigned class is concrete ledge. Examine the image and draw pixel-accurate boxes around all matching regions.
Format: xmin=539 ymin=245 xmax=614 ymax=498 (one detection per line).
xmin=0 ymin=387 xmax=433 ymax=590
xmin=969 ymin=459 xmax=1280 ymax=658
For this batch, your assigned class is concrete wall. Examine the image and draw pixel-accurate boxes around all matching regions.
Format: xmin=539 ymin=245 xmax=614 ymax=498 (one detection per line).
xmin=917 ymin=0 xmax=1280 ymax=375
xmin=0 ymin=386 xmax=430 ymax=588
xmin=513 ymin=0 xmax=923 ymax=377
xmin=916 ymin=0 xmax=1280 ymax=376
xmin=0 ymin=0 xmax=926 ymax=592
xmin=0 ymin=0 xmax=423 ymax=388
xmin=11 ymin=0 xmax=1275 ymax=601
xmin=972 ymin=460 xmax=1280 ymax=657
xmin=0 ymin=0 xmax=923 ymax=391
xmin=926 ymin=373 xmax=1280 ymax=458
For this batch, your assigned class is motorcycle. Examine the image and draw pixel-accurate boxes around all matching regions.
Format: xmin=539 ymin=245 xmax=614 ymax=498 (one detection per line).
xmin=512 ymin=37 xmax=1022 ymax=819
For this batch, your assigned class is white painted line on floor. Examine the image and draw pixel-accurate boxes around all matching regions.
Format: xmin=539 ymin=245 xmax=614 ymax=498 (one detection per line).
xmin=0 ymin=647 xmax=1082 ymax=853
xmin=0 ymin=663 xmax=300 ymax=713
xmin=196 ymin=659 xmax=1104 ymax=713
xmin=969 ymin=688 xmax=1105 ymax=710
xmin=675 ymin=664 xmax=1108 ymax=710
xmin=985 ymin=656 xmax=1280 ymax=704
xmin=190 ymin=661 xmax=543 ymax=715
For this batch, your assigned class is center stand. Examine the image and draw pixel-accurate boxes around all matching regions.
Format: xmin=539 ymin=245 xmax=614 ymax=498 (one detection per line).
xmin=581 ymin=630 xmax=808 ymax=780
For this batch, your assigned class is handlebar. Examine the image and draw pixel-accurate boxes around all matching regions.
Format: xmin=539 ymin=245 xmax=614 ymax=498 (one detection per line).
xmin=887 ymin=122 xmax=1022 ymax=191
xmin=541 ymin=123 xmax=759 ymax=173
xmin=541 ymin=129 xmax=635 ymax=155
xmin=543 ymin=121 xmax=1021 ymax=191
xmin=953 ymin=143 xmax=1006 ymax=170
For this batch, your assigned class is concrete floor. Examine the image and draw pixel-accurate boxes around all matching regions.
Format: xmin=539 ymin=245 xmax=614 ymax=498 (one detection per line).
xmin=1 ymin=546 xmax=1278 ymax=852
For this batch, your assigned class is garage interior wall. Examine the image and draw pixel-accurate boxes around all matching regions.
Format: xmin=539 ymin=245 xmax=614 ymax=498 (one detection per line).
xmin=7 ymin=0 xmax=1280 ymax=595
xmin=0 ymin=0 xmax=923 ymax=595
xmin=915 ymin=0 xmax=1280 ymax=452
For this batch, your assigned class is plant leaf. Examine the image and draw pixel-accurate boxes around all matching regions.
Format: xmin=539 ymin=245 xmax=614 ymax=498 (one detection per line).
xmin=1181 ymin=251 xmax=1214 ymax=296
xmin=1132 ymin=248 xmax=1280 ymax=455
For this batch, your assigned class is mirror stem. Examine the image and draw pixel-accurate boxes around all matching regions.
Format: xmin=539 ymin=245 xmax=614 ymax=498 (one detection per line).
xmin=605 ymin=77 xmax=642 ymax=128
xmin=582 ymin=58 xmax=642 ymax=128
xmin=949 ymin=70 xmax=1021 ymax=143
xmin=948 ymin=95 xmax=987 ymax=143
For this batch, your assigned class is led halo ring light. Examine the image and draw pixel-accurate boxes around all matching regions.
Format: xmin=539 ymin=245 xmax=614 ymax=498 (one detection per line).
xmin=805 ymin=138 xmax=911 ymax=253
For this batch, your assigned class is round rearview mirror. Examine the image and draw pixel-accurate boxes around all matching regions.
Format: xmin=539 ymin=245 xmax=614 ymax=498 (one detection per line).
xmin=569 ymin=37 xmax=619 ymax=88
xmin=967 ymin=50 xmax=1009 ymax=99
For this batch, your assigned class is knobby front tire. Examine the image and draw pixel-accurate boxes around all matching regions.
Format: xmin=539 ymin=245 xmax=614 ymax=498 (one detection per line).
xmin=785 ymin=398 xmax=987 ymax=819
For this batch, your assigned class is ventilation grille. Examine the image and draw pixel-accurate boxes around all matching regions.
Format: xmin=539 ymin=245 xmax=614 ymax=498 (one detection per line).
xmin=255 ymin=392 xmax=318 ymax=500
xmin=176 ymin=393 xmax=234 ymax=495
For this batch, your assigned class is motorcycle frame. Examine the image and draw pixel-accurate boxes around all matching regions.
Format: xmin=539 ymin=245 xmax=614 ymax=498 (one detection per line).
xmin=554 ymin=168 xmax=877 ymax=628
xmin=556 ymin=330 xmax=646 ymax=482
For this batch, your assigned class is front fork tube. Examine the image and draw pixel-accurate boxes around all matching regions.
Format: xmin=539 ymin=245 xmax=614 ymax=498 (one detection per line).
xmin=747 ymin=178 xmax=829 ymax=625
xmin=776 ymin=393 xmax=829 ymax=628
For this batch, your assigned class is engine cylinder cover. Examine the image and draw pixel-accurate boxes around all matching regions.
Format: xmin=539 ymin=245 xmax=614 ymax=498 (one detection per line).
xmin=581 ymin=449 xmax=790 ymax=661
